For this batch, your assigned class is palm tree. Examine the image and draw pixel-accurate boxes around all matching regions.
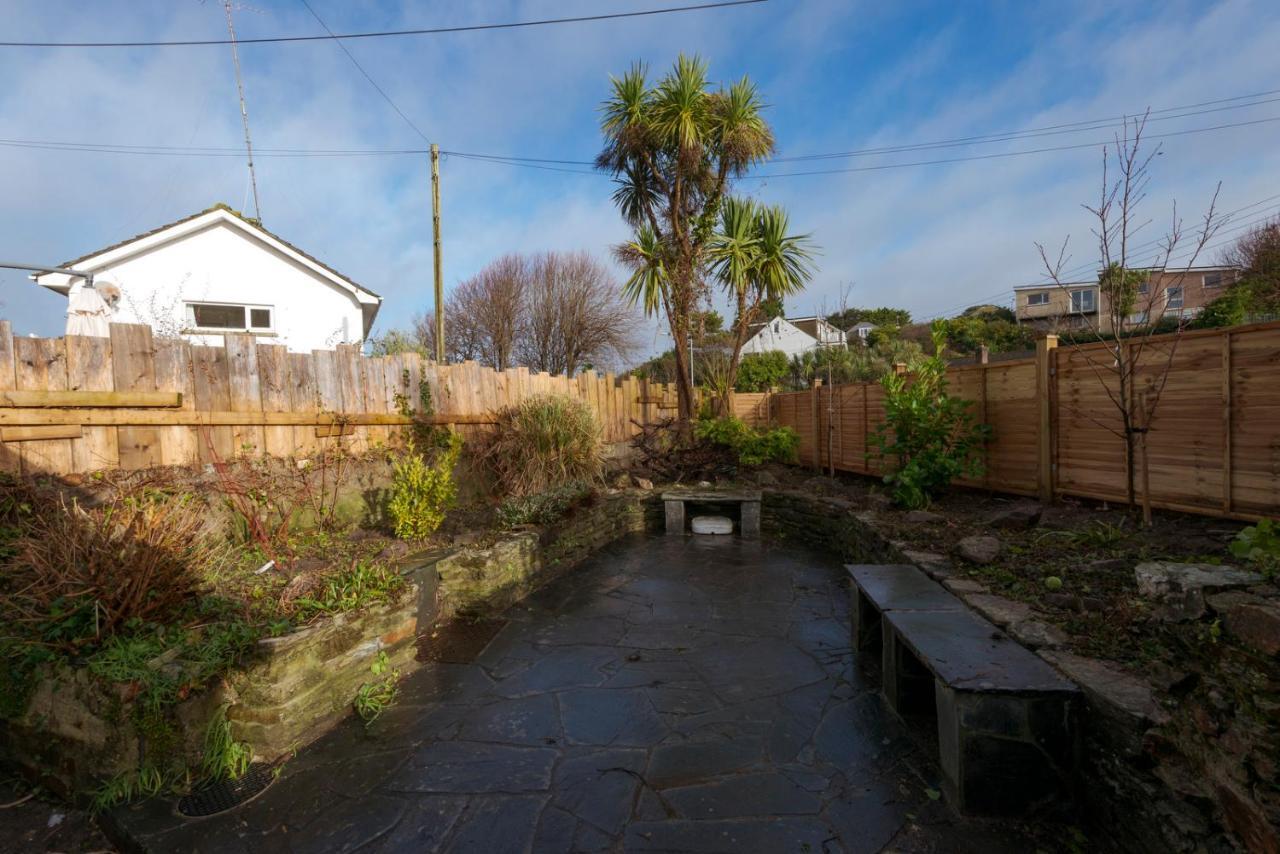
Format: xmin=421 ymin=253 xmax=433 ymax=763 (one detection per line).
xmin=602 ymin=55 xmax=774 ymax=424
xmin=708 ymin=198 xmax=815 ymax=409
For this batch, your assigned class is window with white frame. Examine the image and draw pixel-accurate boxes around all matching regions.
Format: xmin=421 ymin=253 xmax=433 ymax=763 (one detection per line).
xmin=1165 ymin=287 xmax=1184 ymax=310
xmin=185 ymin=302 xmax=274 ymax=332
xmin=1202 ymin=272 xmax=1224 ymax=288
xmin=1069 ymin=289 xmax=1096 ymax=313
xmin=1025 ymin=291 xmax=1049 ymax=306
xmin=1137 ymin=279 xmax=1150 ymax=295
xmin=1129 ymin=310 xmax=1149 ymax=325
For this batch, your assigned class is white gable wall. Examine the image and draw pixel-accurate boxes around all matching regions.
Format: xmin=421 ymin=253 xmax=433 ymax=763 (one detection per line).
xmin=741 ymin=317 xmax=820 ymax=360
xmin=62 ymin=220 xmax=367 ymax=352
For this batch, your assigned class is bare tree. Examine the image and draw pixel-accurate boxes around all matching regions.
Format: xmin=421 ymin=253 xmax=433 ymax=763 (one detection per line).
xmin=522 ymin=251 xmax=638 ymax=375
xmin=1037 ymin=113 xmax=1221 ymax=524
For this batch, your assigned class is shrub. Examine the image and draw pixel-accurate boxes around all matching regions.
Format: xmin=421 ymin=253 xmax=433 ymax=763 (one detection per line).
xmin=5 ymin=491 xmax=224 ymax=647
xmin=735 ymin=351 xmax=789 ymax=392
xmin=388 ymin=431 xmax=462 ymax=541
xmin=497 ymin=481 xmax=596 ymax=528
xmin=476 ymin=394 xmax=603 ymax=496
xmin=694 ymin=416 xmax=799 ymax=466
xmin=870 ymin=322 xmax=988 ymax=509
xmin=1229 ymin=518 xmax=1279 ymax=579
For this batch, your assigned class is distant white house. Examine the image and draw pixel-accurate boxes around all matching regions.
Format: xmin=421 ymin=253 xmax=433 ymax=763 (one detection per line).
xmin=33 ymin=205 xmax=382 ymax=352
xmin=741 ymin=315 xmax=846 ymax=359
xmin=847 ymin=321 xmax=876 ymax=343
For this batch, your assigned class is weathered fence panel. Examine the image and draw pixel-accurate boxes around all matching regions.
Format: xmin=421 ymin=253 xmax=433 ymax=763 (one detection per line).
xmin=0 ymin=323 xmax=681 ymax=477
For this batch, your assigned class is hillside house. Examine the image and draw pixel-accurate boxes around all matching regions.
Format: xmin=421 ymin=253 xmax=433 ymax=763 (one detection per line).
xmin=741 ymin=315 xmax=846 ymax=359
xmin=1013 ymin=266 xmax=1238 ymax=334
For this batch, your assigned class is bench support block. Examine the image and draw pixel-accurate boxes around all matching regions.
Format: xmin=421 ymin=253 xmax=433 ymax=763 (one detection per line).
xmin=739 ymin=500 xmax=761 ymax=537
xmin=934 ymin=684 xmax=1077 ymax=815
xmin=664 ymin=499 xmax=685 ymax=535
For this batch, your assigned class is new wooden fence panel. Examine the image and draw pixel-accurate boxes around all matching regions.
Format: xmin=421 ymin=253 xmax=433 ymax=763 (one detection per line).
xmin=1225 ymin=325 xmax=1280 ymax=515
xmin=971 ymin=359 xmax=1038 ymax=495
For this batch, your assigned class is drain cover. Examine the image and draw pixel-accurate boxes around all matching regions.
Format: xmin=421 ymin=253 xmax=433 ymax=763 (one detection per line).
xmin=177 ymin=763 xmax=276 ymax=818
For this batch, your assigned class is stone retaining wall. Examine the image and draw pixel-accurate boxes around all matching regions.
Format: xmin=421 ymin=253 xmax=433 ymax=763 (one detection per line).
xmin=414 ymin=491 xmax=654 ymax=620
xmin=1 ymin=586 xmax=422 ymax=797
xmin=760 ymin=489 xmax=902 ymax=564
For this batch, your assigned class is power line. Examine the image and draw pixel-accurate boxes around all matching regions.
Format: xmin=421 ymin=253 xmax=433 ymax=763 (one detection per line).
xmin=298 ymin=0 xmax=431 ymax=144
xmin=0 ymin=1 xmax=767 ymax=48
xmin=444 ymin=87 xmax=1280 ymax=166
xmin=743 ymin=115 xmax=1280 ymax=179
xmin=772 ymin=89 xmax=1280 ymax=162
xmin=4 ymin=86 xmax=1278 ymax=170
xmin=8 ymin=111 xmax=1274 ymax=177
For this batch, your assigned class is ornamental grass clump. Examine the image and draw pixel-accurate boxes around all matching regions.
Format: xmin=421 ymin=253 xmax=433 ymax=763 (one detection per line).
xmin=5 ymin=489 xmax=223 ymax=648
xmin=477 ymin=394 xmax=603 ymax=497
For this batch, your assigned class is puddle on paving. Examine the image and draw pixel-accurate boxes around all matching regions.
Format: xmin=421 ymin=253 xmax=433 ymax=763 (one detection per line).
xmin=417 ymin=617 xmax=507 ymax=663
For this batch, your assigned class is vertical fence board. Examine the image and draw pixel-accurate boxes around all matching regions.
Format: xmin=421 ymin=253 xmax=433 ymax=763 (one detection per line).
xmin=109 ymin=324 xmax=161 ymax=470
xmin=66 ymin=334 xmax=119 ymax=473
xmin=191 ymin=344 xmax=233 ymax=464
xmin=153 ymin=338 xmax=198 ymax=468
xmin=0 ymin=321 xmax=18 ymax=474
xmin=14 ymin=336 xmax=72 ymax=474
xmin=257 ymin=343 xmax=294 ymax=458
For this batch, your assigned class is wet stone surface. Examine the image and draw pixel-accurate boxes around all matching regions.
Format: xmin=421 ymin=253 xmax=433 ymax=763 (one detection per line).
xmin=111 ymin=534 xmax=1068 ymax=853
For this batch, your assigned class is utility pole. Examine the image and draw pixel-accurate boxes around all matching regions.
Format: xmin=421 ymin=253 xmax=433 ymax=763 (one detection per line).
xmin=688 ymin=330 xmax=695 ymax=390
xmin=430 ymin=143 xmax=445 ymax=363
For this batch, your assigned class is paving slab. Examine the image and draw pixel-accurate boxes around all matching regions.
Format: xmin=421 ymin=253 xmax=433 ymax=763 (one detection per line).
xmin=847 ymin=563 xmax=962 ymax=611
xmin=885 ymin=608 xmax=1077 ymax=693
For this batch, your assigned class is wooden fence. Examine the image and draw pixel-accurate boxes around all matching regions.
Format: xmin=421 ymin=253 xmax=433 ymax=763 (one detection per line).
xmin=0 ymin=322 xmax=681 ymax=477
xmin=763 ymin=320 xmax=1280 ymax=521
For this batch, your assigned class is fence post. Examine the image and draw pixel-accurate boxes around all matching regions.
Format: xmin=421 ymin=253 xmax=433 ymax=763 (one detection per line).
xmin=811 ymin=378 xmax=822 ymax=472
xmin=1036 ymin=335 xmax=1058 ymax=503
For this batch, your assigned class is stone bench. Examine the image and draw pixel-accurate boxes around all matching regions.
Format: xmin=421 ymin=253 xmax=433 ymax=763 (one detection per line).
xmin=847 ymin=564 xmax=1080 ymax=816
xmin=662 ymin=489 xmax=761 ymax=537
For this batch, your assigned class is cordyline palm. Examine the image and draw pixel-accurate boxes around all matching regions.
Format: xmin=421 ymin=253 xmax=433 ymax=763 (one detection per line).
xmin=709 ymin=198 xmax=815 ymax=410
xmin=602 ymin=55 xmax=774 ymax=423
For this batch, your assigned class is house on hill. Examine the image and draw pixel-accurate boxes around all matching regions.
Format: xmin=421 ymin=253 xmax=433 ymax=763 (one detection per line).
xmin=741 ymin=315 xmax=846 ymax=359
xmin=33 ymin=205 xmax=382 ymax=352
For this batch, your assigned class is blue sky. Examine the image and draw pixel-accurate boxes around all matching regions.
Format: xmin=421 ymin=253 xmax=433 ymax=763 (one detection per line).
xmin=2 ymin=0 xmax=1278 ymax=360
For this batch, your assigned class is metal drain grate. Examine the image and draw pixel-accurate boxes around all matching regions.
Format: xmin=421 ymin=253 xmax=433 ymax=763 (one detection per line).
xmin=177 ymin=763 xmax=276 ymax=818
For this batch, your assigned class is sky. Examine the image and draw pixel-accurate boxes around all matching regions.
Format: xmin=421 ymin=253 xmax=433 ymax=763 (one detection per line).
xmin=2 ymin=0 xmax=1278 ymax=360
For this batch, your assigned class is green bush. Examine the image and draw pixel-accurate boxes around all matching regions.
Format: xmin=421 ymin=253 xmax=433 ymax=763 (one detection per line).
xmin=1229 ymin=518 xmax=1279 ymax=579
xmin=476 ymin=394 xmax=603 ymax=496
xmin=694 ymin=416 xmax=799 ymax=466
xmin=735 ymin=351 xmax=789 ymax=392
xmin=497 ymin=481 xmax=595 ymax=528
xmin=388 ymin=431 xmax=462 ymax=541
xmin=870 ymin=322 xmax=988 ymax=509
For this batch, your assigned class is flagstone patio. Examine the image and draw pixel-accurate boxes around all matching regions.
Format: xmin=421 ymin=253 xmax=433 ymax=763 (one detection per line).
xmin=111 ymin=534 xmax=1068 ymax=853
